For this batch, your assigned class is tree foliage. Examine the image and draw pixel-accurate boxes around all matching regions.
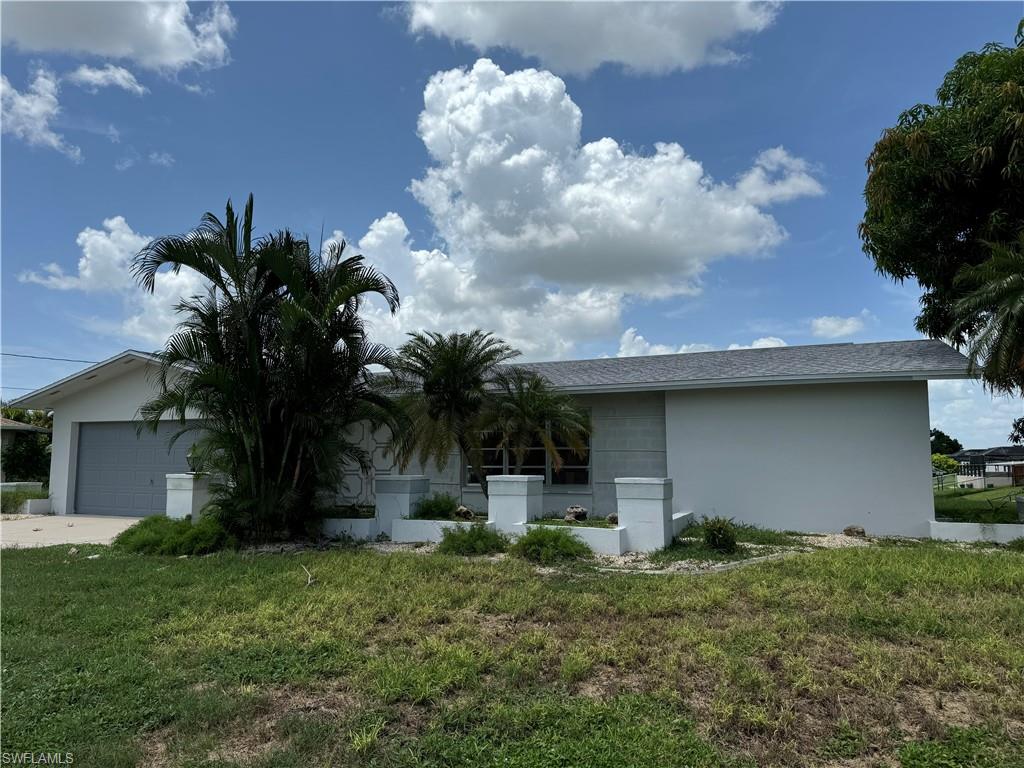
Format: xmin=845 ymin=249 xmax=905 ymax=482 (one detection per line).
xmin=0 ymin=434 xmax=49 ymax=482
xmin=930 ymin=428 xmax=963 ymax=455
xmin=861 ymin=23 xmax=1024 ymax=347
xmin=931 ymin=453 xmax=960 ymax=476
xmin=133 ymin=196 xmax=403 ymax=539
xmin=391 ymin=330 xmax=519 ymax=495
xmin=483 ymin=367 xmax=590 ymax=474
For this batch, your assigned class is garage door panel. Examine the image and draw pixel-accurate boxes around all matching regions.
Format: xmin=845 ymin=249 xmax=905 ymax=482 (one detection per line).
xmin=75 ymin=422 xmax=196 ymax=516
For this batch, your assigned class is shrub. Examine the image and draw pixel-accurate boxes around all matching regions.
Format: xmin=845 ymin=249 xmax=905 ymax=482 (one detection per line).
xmin=1007 ymin=537 xmax=1024 ymax=552
xmin=0 ymin=488 xmax=47 ymax=515
xmin=0 ymin=435 xmax=50 ymax=482
xmin=702 ymin=516 xmax=738 ymax=554
xmin=437 ymin=523 xmax=508 ymax=556
xmin=511 ymin=527 xmax=591 ymax=564
xmin=931 ymin=453 xmax=959 ymax=475
xmin=414 ymin=493 xmax=460 ymax=520
xmin=113 ymin=515 xmax=236 ymax=556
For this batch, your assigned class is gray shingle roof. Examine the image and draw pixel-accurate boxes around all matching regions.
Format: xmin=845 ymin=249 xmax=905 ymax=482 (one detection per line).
xmin=519 ymin=340 xmax=969 ymax=391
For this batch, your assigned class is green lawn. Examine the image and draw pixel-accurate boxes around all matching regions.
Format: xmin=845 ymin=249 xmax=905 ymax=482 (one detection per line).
xmin=2 ymin=543 xmax=1022 ymax=767
xmin=933 ymin=485 xmax=1022 ymax=524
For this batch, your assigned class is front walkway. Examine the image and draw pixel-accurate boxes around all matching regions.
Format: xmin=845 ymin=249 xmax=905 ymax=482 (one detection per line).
xmin=0 ymin=515 xmax=143 ymax=548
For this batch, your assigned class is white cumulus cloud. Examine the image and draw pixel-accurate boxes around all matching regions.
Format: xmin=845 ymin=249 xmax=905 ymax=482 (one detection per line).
xmin=727 ymin=336 xmax=788 ymax=350
xmin=0 ymin=67 xmax=81 ymax=161
xmin=408 ymin=1 xmax=779 ymax=76
xmin=617 ymin=328 xmax=713 ymax=357
xmin=411 ymin=59 xmax=824 ymax=301
xmin=19 ymin=216 xmax=206 ymax=345
xmin=1 ymin=0 xmax=236 ymax=73
xmin=810 ymin=309 xmax=874 ymax=339
xmin=66 ymin=64 xmax=147 ymax=95
xmin=351 ymin=213 xmax=622 ymax=361
xmin=928 ymin=379 xmax=1024 ymax=449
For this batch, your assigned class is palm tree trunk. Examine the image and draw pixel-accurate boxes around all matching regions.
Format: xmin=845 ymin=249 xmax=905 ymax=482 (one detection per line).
xmin=460 ymin=437 xmax=488 ymax=498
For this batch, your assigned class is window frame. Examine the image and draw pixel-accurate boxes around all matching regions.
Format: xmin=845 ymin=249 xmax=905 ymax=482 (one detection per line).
xmin=462 ymin=425 xmax=591 ymax=489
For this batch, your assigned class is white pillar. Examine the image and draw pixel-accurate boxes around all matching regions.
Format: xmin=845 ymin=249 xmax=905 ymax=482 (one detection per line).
xmin=487 ymin=475 xmax=543 ymax=534
xmin=615 ymin=477 xmax=673 ymax=553
xmin=375 ymin=475 xmax=430 ymax=533
xmin=165 ymin=473 xmax=211 ymax=523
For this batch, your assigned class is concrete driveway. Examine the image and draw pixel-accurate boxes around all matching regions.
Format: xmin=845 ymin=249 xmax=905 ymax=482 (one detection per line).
xmin=1 ymin=515 xmax=144 ymax=548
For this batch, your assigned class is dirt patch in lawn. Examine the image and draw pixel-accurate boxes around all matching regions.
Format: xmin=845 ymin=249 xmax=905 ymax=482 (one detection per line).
xmin=140 ymin=683 xmax=360 ymax=766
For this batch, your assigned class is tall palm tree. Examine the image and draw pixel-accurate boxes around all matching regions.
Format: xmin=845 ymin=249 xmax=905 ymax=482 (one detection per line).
xmin=484 ymin=367 xmax=590 ymax=475
xmin=951 ymin=233 xmax=1024 ymax=394
xmin=133 ymin=196 xmax=402 ymax=538
xmin=391 ymin=330 xmax=518 ymax=495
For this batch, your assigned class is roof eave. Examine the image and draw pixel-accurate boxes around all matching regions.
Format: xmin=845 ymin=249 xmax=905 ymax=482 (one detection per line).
xmin=550 ymin=369 xmax=971 ymax=395
xmin=8 ymin=351 xmax=162 ymax=410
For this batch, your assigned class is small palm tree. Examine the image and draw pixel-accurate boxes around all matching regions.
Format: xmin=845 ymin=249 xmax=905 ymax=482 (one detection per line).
xmin=484 ymin=367 xmax=590 ymax=475
xmin=951 ymin=233 xmax=1024 ymax=393
xmin=133 ymin=195 xmax=402 ymax=538
xmin=392 ymin=330 xmax=518 ymax=495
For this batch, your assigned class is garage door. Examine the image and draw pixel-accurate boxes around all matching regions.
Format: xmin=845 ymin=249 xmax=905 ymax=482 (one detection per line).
xmin=74 ymin=422 xmax=195 ymax=516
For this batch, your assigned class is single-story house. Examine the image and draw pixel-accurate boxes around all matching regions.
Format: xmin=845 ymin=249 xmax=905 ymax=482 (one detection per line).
xmin=0 ymin=416 xmax=51 ymax=482
xmin=11 ymin=339 xmax=969 ymax=536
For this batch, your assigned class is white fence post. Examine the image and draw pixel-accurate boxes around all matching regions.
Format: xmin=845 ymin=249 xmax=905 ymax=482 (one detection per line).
xmin=374 ymin=475 xmax=430 ymax=535
xmin=165 ymin=473 xmax=211 ymax=524
xmin=615 ymin=477 xmax=673 ymax=552
xmin=487 ymin=475 xmax=543 ymax=534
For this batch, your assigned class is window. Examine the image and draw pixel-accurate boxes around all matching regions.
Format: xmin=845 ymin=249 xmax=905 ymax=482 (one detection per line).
xmin=464 ymin=431 xmax=590 ymax=486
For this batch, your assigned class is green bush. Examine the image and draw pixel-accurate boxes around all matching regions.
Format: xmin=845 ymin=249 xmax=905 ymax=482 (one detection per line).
xmin=113 ymin=515 xmax=236 ymax=556
xmin=702 ymin=516 xmax=738 ymax=554
xmin=0 ymin=435 xmax=50 ymax=482
xmin=437 ymin=523 xmax=508 ymax=556
xmin=1007 ymin=537 xmax=1024 ymax=552
xmin=0 ymin=488 xmax=47 ymax=514
xmin=931 ymin=453 xmax=959 ymax=475
xmin=511 ymin=526 xmax=591 ymax=564
xmin=414 ymin=493 xmax=460 ymax=520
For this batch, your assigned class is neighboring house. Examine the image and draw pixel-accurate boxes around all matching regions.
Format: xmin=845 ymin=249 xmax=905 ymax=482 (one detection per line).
xmin=0 ymin=416 xmax=51 ymax=482
xmin=950 ymin=446 xmax=1024 ymax=465
xmin=11 ymin=340 xmax=969 ymax=535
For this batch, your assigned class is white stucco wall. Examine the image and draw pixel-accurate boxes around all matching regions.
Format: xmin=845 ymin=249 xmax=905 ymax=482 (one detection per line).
xmin=664 ymin=381 xmax=934 ymax=536
xmin=47 ymin=361 xmax=185 ymax=515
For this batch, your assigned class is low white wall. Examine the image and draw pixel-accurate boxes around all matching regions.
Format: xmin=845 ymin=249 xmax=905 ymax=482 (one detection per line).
xmin=391 ymin=518 xmax=490 ymax=544
xmin=524 ymin=523 xmax=625 ymax=555
xmin=665 ymin=382 xmax=934 ymax=537
xmin=929 ymin=521 xmax=1024 ymax=544
xmin=21 ymin=498 xmax=51 ymax=515
xmin=0 ymin=481 xmax=44 ymax=493
xmin=672 ymin=511 xmax=694 ymax=536
xmin=322 ymin=517 xmax=379 ymax=540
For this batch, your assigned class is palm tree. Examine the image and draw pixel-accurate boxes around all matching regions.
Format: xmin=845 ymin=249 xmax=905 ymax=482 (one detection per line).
xmin=951 ymin=233 xmax=1024 ymax=394
xmin=391 ymin=330 xmax=518 ymax=495
xmin=132 ymin=195 xmax=402 ymax=538
xmin=484 ymin=367 xmax=590 ymax=475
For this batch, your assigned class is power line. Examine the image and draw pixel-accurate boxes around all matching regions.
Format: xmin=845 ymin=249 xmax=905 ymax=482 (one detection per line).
xmin=2 ymin=352 xmax=100 ymax=364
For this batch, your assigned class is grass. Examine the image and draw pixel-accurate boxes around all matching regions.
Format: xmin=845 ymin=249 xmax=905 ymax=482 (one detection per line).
xmin=2 ymin=541 xmax=1022 ymax=766
xmin=648 ymin=522 xmax=806 ymax=564
xmin=933 ymin=485 xmax=1021 ymax=524
xmin=0 ymin=487 xmax=47 ymax=514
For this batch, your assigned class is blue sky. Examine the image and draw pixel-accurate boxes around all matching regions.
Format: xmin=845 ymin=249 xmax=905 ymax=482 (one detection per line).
xmin=2 ymin=1 xmax=1022 ymax=447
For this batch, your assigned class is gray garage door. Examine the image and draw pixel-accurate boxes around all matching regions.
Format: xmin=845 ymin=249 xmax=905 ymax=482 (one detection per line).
xmin=74 ymin=422 xmax=194 ymax=516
